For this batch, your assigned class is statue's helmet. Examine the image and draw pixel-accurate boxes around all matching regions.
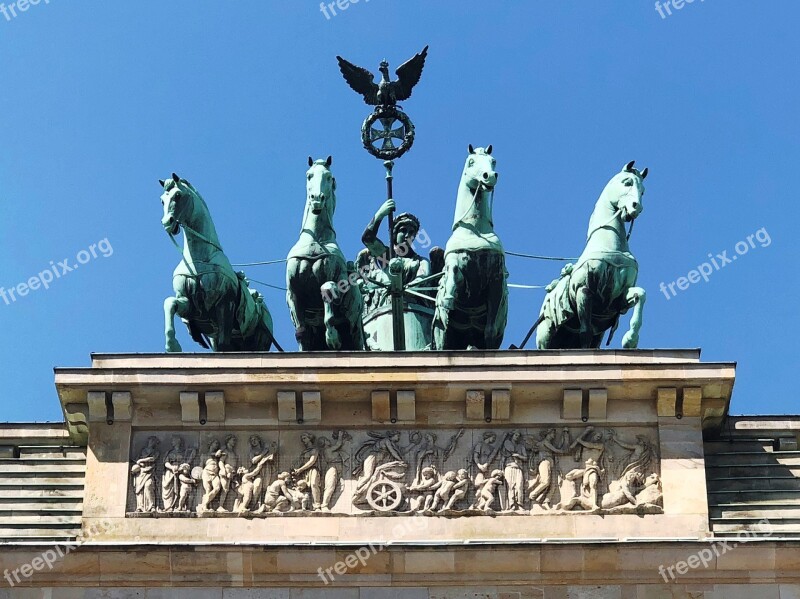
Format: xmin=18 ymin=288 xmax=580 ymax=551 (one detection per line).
xmin=392 ymin=212 xmax=420 ymax=239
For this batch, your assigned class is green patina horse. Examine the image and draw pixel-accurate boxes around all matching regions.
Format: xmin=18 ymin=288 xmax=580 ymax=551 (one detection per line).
xmin=536 ymin=161 xmax=648 ymax=349
xmin=286 ymin=157 xmax=364 ymax=351
xmin=432 ymin=145 xmax=508 ymax=350
xmin=161 ymin=174 xmax=276 ymax=353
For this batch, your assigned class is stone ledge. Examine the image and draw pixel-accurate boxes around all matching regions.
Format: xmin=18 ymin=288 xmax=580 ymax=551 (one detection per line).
xmin=0 ymin=542 xmax=797 ymax=588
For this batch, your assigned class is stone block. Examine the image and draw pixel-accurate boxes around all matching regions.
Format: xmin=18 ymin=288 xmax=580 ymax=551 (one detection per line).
xmin=466 ymin=390 xmax=486 ymax=421
xmin=205 ymin=391 xmax=225 ymax=423
xmin=180 ymin=392 xmax=200 ymax=423
xmin=302 ymin=391 xmax=322 ymax=423
xmin=277 ymin=391 xmax=298 ymax=422
xmin=779 ymin=585 xmax=800 ymax=599
xmin=222 ymin=590 xmax=287 ymax=599
xmin=563 ymin=389 xmax=583 ymax=420
xmin=87 ymin=390 xmax=108 ymax=422
xmin=492 ymin=389 xmax=511 ymax=421
xmin=682 ymin=387 xmax=702 ymax=417
xmin=360 ymin=589 xmax=428 ymax=599
xmin=403 ymin=550 xmax=455 ymax=574
xmin=396 ymin=390 xmax=416 ymax=422
xmin=657 ymin=388 xmax=677 ymax=418
xmin=711 ymin=585 xmax=780 ymax=599
xmin=566 ymin=587 xmax=621 ymax=599
xmin=111 ymin=391 xmax=132 ymax=421
xmin=372 ymin=390 xmax=391 ymax=422
xmin=588 ymin=389 xmax=607 ymax=420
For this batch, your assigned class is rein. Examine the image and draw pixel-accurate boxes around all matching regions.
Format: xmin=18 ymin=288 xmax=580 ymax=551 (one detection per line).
xmin=453 ymin=182 xmax=491 ymax=228
xmin=586 ymin=208 xmax=635 ymax=243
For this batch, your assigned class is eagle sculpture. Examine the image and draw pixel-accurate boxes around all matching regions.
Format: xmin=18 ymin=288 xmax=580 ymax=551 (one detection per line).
xmin=336 ymin=46 xmax=429 ymax=108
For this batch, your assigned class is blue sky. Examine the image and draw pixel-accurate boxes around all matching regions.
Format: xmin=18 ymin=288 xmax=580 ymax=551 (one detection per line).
xmin=0 ymin=2 xmax=797 ymax=421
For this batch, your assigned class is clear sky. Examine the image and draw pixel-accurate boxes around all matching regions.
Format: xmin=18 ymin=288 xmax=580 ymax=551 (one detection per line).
xmin=0 ymin=2 xmax=797 ymax=421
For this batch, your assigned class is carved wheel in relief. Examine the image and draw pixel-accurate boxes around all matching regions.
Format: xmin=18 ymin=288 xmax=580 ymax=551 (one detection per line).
xmin=366 ymin=479 xmax=404 ymax=512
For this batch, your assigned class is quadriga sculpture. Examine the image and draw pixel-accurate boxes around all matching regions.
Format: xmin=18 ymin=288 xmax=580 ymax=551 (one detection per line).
xmin=161 ymin=174 xmax=276 ymax=352
xmin=432 ymin=145 xmax=508 ymax=349
xmin=536 ymin=161 xmax=648 ymax=349
xmin=286 ymin=157 xmax=364 ymax=350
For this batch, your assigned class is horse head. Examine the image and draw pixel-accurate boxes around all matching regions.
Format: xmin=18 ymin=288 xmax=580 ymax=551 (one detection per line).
xmin=159 ymin=173 xmax=195 ymax=235
xmin=606 ymin=160 xmax=648 ymax=223
xmin=464 ymin=144 xmax=498 ymax=192
xmin=452 ymin=145 xmax=499 ymax=231
xmin=306 ymin=156 xmax=336 ymax=221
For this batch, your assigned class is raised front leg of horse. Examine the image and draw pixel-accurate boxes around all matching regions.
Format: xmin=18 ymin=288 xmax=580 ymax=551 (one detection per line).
xmin=164 ymin=296 xmax=190 ymax=353
xmin=621 ymin=287 xmax=646 ymax=349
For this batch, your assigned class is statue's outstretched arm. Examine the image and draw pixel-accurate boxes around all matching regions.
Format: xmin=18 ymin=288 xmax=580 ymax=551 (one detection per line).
xmin=362 ymin=199 xmax=395 ymax=257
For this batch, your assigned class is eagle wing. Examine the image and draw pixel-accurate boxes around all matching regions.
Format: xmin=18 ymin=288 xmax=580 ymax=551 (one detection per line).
xmin=392 ymin=45 xmax=429 ymax=102
xmin=336 ymin=56 xmax=379 ymax=105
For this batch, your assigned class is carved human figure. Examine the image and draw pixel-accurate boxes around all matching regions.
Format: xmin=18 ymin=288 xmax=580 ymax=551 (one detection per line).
xmin=259 ymin=472 xmax=292 ymax=513
xmin=406 ymin=466 xmax=440 ymax=512
xmin=197 ymin=441 xmax=226 ymax=513
xmin=317 ymin=431 xmax=350 ymax=510
xmin=570 ymin=426 xmax=608 ymax=466
xmin=472 ymin=432 xmax=502 ymax=493
xmin=635 ymin=473 xmax=662 ymax=506
xmin=162 ymin=436 xmax=193 ymax=512
xmin=176 ymin=463 xmax=197 ymax=512
xmin=294 ymin=431 xmax=348 ymax=511
xmin=443 ymin=469 xmax=470 ymax=511
xmin=600 ymin=470 xmax=644 ymax=510
xmin=247 ymin=435 xmax=277 ymax=511
xmin=288 ymin=480 xmax=312 ymax=512
xmin=556 ymin=458 xmax=603 ymax=512
xmin=234 ymin=453 xmax=274 ymax=514
xmin=528 ymin=428 xmax=571 ymax=509
xmin=430 ymin=471 xmax=459 ymax=512
xmin=353 ymin=431 xmax=406 ymax=501
xmin=218 ymin=435 xmax=237 ymax=505
xmin=611 ymin=432 xmax=655 ymax=480
xmin=473 ymin=469 xmax=504 ymax=512
xmin=411 ymin=429 xmax=464 ymax=485
xmin=501 ymin=431 xmax=528 ymax=511
xmin=131 ymin=436 xmax=160 ymax=513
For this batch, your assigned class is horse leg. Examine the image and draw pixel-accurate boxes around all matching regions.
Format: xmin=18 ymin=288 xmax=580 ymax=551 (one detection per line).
xmin=214 ymin=299 xmax=235 ymax=351
xmin=434 ymin=253 xmax=464 ymax=350
xmin=321 ymin=282 xmax=342 ymax=350
xmin=576 ymin=286 xmax=594 ymax=349
xmin=164 ymin=296 xmax=189 ymax=353
xmin=287 ymin=259 xmax=311 ymax=350
xmin=484 ymin=266 xmax=508 ymax=349
xmin=622 ymin=287 xmax=646 ymax=349
xmin=536 ymin=317 xmax=557 ymax=350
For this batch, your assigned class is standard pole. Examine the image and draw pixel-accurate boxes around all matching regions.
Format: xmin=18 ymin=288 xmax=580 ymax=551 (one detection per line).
xmin=384 ymin=160 xmax=405 ymax=350
xmin=384 ymin=160 xmax=395 ymax=260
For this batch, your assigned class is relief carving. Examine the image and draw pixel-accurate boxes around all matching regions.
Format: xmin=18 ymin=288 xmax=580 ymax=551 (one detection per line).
xmin=127 ymin=426 xmax=663 ymax=518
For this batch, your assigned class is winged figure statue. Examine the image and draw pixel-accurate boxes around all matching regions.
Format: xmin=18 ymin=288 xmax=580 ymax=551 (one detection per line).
xmin=336 ymin=46 xmax=429 ymax=108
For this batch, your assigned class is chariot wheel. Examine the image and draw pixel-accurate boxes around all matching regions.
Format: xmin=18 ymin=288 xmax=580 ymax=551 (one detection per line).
xmin=366 ymin=479 xmax=403 ymax=512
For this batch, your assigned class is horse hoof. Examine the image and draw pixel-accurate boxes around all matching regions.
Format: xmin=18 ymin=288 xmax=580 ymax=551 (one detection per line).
xmin=166 ymin=339 xmax=183 ymax=353
xmin=326 ymin=330 xmax=341 ymax=351
xmin=622 ymin=332 xmax=639 ymax=349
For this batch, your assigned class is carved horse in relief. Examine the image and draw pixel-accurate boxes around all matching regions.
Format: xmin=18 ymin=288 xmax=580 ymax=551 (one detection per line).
xmin=161 ymin=174 xmax=276 ymax=352
xmin=536 ymin=161 xmax=648 ymax=349
xmin=432 ymin=145 xmax=508 ymax=349
xmin=286 ymin=157 xmax=364 ymax=350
